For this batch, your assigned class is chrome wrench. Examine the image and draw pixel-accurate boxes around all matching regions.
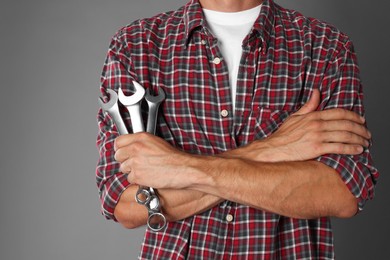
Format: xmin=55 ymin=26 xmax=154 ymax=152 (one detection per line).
xmin=118 ymin=82 xmax=148 ymax=201
xmin=145 ymin=86 xmax=166 ymax=134
xmin=141 ymin=86 xmax=165 ymax=202
xmin=142 ymin=86 xmax=166 ymax=232
xmin=118 ymin=81 xmax=145 ymax=133
xmin=134 ymin=86 xmax=166 ymax=205
xmin=98 ymin=89 xmax=129 ymax=135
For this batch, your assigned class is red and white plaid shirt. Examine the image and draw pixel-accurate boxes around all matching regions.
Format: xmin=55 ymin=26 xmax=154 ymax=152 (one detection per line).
xmin=96 ymin=0 xmax=379 ymax=258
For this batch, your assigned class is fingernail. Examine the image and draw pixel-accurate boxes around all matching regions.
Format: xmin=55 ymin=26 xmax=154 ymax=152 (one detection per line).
xmin=360 ymin=116 xmax=365 ymax=123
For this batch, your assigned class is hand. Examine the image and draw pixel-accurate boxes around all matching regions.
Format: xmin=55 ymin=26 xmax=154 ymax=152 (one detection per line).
xmin=114 ymin=133 xmax=194 ymax=189
xmin=229 ymin=89 xmax=371 ymax=162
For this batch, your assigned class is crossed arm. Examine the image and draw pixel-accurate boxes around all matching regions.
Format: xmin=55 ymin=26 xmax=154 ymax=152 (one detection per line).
xmin=113 ymin=90 xmax=370 ymax=229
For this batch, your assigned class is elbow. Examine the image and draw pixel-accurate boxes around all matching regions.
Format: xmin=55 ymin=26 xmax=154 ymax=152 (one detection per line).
xmin=118 ymin=219 xmax=139 ymax=230
xmin=115 ymin=213 xmax=142 ymax=230
xmin=101 ymin=208 xmax=139 ymax=229
xmin=334 ymin=197 xmax=358 ymax=219
xmin=114 ymin=211 xmax=141 ymax=230
xmin=114 ymin=204 xmax=147 ymax=229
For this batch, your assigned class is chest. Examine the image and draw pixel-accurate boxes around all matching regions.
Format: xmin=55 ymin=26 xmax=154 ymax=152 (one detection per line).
xmin=137 ymin=31 xmax=326 ymax=154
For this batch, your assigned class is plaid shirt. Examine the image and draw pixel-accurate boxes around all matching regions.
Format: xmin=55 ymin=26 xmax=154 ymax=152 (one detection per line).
xmin=96 ymin=0 xmax=379 ymax=259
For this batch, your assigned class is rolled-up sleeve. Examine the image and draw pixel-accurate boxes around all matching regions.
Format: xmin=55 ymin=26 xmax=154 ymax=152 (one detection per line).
xmin=316 ymin=39 xmax=379 ymax=211
xmin=96 ymin=28 xmax=138 ymax=221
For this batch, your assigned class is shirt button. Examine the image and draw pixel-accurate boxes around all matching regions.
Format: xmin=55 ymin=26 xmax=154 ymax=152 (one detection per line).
xmin=201 ymin=39 xmax=207 ymax=45
xmin=226 ymin=214 xmax=234 ymax=222
xmin=220 ymin=109 xmax=229 ymax=117
xmin=213 ymin=57 xmax=221 ymax=65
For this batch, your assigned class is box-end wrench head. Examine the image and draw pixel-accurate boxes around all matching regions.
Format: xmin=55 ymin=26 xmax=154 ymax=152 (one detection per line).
xmin=118 ymin=81 xmax=146 ymax=133
xmin=145 ymin=86 xmax=165 ymax=135
xmin=98 ymin=89 xmax=129 ymax=135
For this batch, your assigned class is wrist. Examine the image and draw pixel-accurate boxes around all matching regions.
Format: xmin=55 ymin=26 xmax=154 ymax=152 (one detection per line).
xmin=247 ymin=140 xmax=276 ymax=162
xmin=223 ymin=139 xmax=281 ymax=162
xmin=186 ymin=155 xmax=216 ymax=189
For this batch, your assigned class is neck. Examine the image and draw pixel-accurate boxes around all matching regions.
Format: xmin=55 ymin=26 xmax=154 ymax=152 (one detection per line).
xmin=199 ymin=0 xmax=263 ymax=12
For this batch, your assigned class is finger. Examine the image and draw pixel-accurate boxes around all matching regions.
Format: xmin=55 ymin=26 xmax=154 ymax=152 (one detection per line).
xmin=318 ymin=143 xmax=364 ymax=155
xmin=114 ymin=133 xmax=144 ymax=151
xmin=294 ymin=89 xmax=320 ymax=115
xmin=316 ymin=109 xmax=366 ymax=124
xmin=319 ymin=120 xmax=371 ymax=139
xmin=322 ymin=131 xmax=370 ymax=147
xmin=114 ymin=135 xmax=131 ymax=151
xmin=114 ymin=146 xmax=130 ymax=162
xmin=126 ymin=171 xmax=136 ymax=184
xmin=119 ymin=159 xmax=132 ymax=174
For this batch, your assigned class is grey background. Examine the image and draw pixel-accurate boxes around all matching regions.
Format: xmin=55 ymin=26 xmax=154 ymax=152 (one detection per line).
xmin=0 ymin=0 xmax=388 ymax=259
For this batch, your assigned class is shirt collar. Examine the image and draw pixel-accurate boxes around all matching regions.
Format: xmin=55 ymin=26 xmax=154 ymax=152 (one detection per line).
xmin=183 ymin=0 xmax=205 ymax=44
xmin=251 ymin=0 xmax=275 ymax=50
xmin=183 ymin=0 xmax=276 ymax=48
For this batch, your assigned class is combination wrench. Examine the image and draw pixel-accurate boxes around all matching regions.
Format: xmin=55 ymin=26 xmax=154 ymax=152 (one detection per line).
xmin=145 ymin=86 xmax=166 ymax=135
xmin=118 ymin=81 xmax=145 ymax=133
xmin=98 ymin=89 xmax=129 ymax=135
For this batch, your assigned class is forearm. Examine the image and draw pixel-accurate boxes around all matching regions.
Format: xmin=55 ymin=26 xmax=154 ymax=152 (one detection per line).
xmin=187 ymin=156 xmax=358 ymax=219
xmin=113 ymin=140 xmax=293 ymax=229
xmin=115 ymin=100 xmax=371 ymax=222
xmin=158 ymin=189 xmax=223 ymax=221
xmin=115 ymin=130 xmax=362 ymax=220
xmin=114 ymin=185 xmax=222 ymax=229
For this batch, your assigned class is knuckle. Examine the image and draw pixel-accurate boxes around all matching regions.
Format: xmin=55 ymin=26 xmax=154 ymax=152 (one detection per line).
xmin=136 ymin=132 xmax=150 ymax=141
xmin=115 ymin=147 xmax=130 ymax=162
xmin=334 ymin=143 xmax=346 ymax=154
xmin=335 ymin=108 xmax=346 ymax=116
xmin=331 ymin=108 xmax=345 ymax=120
xmin=310 ymin=120 xmax=323 ymax=130
xmin=119 ymin=161 xmax=127 ymax=173
xmin=114 ymin=137 xmax=121 ymax=151
xmin=360 ymin=125 xmax=369 ymax=136
xmin=312 ymin=143 xmax=324 ymax=156
xmin=344 ymin=131 xmax=354 ymax=141
xmin=342 ymin=120 xmax=354 ymax=131
xmin=306 ymin=112 xmax=318 ymax=120
xmin=129 ymin=157 xmax=137 ymax=167
xmin=131 ymin=142 xmax=143 ymax=152
xmin=114 ymin=150 xmax=120 ymax=161
xmin=310 ymin=132 xmax=322 ymax=141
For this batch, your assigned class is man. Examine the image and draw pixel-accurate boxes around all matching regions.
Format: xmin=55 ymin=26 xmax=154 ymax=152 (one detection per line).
xmin=96 ymin=0 xmax=379 ymax=258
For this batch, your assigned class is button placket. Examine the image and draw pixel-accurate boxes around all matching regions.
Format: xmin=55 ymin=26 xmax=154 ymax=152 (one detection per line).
xmin=202 ymin=32 xmax=234 ymax=150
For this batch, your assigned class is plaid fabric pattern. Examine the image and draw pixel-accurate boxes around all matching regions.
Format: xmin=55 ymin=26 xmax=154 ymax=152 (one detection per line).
xmin=96 ymin=0 xmax=379 ymax=259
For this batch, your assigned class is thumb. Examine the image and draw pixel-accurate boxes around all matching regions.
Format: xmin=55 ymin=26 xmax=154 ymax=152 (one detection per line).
xmin=294 ymin=89 xmax=320 ymax=115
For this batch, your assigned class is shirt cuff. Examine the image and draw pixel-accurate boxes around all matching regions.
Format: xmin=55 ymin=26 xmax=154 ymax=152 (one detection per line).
xmin=316 ymin=152 xmax=378 ymax=211
xmin=100 ymin=172 xmax=131 ymax=221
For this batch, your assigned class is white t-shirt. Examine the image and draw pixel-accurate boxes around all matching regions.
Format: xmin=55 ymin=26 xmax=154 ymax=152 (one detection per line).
xmin=203 ymin=5 xmax=261 ymax=111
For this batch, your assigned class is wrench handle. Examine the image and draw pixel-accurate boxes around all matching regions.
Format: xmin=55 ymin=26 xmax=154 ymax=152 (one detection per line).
xmin=108 ymin=106 xmax=129 ymax=135
xmin=127 ymin=103 xmax=145 ymax=133
xmin=146 ymin=102 xmax=161 ymax=135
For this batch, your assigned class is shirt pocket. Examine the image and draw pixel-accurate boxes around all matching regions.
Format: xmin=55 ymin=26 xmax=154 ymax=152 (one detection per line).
xmin=253 ymin=107 xmax=292 ymax=140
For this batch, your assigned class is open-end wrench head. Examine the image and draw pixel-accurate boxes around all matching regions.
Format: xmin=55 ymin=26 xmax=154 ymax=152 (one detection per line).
xmin=145 ymin=86 xmax=166 ymax=103
xmin=98 ymin=89 xmax=118 ymax=110
xmin=118 ymin=81 xmax=145 ymax=105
